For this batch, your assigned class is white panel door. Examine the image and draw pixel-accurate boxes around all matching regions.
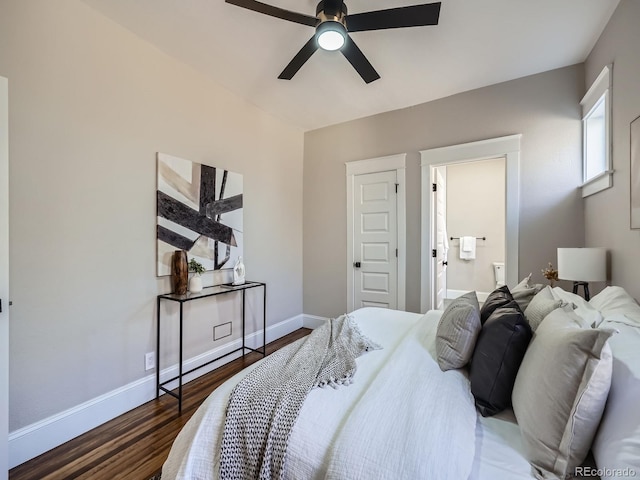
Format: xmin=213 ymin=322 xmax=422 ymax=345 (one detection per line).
xmin=353 ymin=171 xmax=397 ymax=309
xmin=434 ymin=168 xmax=447 ymax=310
xmin=0 ymin=76 xmax=8 ymax=480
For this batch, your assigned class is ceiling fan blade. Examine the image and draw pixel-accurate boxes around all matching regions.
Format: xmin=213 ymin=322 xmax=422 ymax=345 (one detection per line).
xmin=225 ymin=0 xmax=317 ymax=27
xmin=347 ymin=2 xmax=441 ymax=32
xmin=341 ymin=36 xmax=380 ymax=84
xmin=278 ymin=36 xmax=319 ymax=80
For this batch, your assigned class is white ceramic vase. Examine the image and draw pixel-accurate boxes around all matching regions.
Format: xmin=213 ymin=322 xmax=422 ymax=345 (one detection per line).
xmin=233 ymin=256 xmax=245 ymax=285
xmin=189 ymin=274 xmax=203 ymax=293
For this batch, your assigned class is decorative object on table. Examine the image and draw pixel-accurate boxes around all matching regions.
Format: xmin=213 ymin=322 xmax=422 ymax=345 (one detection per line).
xmin=557 ymin=248 xmax=607 ymax=300
xmin=188 ymin=258 xmax=205 ymax=293
xmin=156 ymin=152 xmax=243 ymax=276
xmin=541 ymin=263 xmax=558 ymax=286
xmin=233 ymin=256 xmax=246 ymax=285
xmin=631 ymin=114 xmax=640 ymax=228
xmin=171 ymin=250 xmax=188 ymax=295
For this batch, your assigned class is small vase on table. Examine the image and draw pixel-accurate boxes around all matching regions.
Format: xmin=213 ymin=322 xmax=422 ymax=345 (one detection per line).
xmin=171 ymin=250 xmax=188 ymax=295
xmin=187 ymin=257 xmax=205 ymax=293
xmin=233 ymin=256 xmax=245 ymax=285
xmin=189 ymin=273 xmax=203 ymax=293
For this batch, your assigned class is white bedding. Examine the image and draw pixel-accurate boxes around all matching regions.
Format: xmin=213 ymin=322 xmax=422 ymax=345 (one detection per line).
xmin=470 ymin=410 xmax=534 ymax=479
xmin=162 ymin=307 xmax=539 ymax=480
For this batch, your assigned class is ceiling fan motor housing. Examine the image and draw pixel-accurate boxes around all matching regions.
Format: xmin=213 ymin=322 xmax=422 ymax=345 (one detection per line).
xmin=316 ymin=0 xmax=347 ymax=27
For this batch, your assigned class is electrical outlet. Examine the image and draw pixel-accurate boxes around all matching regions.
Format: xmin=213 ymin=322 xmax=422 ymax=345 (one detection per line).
xmin=145 ymin=352 xmax=155 ymax=371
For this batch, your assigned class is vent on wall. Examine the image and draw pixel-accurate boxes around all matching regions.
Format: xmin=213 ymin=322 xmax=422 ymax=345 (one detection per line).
xmin=213 ymin=322 xmax=232 ymax=341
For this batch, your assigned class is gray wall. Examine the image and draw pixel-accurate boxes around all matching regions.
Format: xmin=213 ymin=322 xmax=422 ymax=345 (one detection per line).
xmin=304 ymin=65 xmax=585 ymax=318
xmin=446 ymin=158 xmax=506 ymax=295
xmin=584 ymin=0 xmax=640 ymax=300
xmin=0 ymin=0 xmax=304 ymax=432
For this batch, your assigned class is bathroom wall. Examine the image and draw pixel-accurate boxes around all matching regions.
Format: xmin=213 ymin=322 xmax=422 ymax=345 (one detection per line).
xmin=445 ymin=157 xmax=506 ymax=296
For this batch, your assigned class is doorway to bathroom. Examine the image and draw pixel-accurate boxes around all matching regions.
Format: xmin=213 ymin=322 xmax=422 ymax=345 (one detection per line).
xmin=432 ymin=158 xmax=506 ymax=309
xmin=419 ymin=135 xmax=521 ymax=313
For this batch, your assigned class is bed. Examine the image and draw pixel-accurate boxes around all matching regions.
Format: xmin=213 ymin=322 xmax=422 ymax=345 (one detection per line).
xmin=161 ymin=285 xmax=640 ymax=480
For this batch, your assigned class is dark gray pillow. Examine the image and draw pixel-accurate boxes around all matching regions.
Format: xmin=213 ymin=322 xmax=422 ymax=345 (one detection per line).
xmin=436 ymin=291 xmax=481 ymax=371
xmin=470 ymin=300 xmax=532 ymax=417
xmin=480 ymin=285 xmax=513 ymax=324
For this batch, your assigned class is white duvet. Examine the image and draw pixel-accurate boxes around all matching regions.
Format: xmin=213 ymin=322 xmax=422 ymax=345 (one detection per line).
xmin=162 ymin=307 xmax=478 ymax=480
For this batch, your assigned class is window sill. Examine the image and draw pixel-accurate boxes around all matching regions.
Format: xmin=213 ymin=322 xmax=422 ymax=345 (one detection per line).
xmin=581 ymin=170 xmax=614 ymax=198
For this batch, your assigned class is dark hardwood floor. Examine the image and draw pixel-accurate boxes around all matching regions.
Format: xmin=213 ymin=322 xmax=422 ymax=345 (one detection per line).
xmin=9 ymin=328 xmax=312 ymax=480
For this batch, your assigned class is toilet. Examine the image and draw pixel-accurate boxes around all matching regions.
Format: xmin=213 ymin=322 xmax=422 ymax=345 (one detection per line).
xmin=492 ymin=262 xmax=505 ymax=288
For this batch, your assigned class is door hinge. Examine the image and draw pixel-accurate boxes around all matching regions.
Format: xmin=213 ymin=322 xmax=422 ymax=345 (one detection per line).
xmin=432 ymin=249 xmax=437 ymax=258
xmin=432 ymin=183 xmax=437 ymax=192
xmin=395 ymin=183 xmax=399 ymax=193
xmin=396 ymin=248 xmax=398 ymax=258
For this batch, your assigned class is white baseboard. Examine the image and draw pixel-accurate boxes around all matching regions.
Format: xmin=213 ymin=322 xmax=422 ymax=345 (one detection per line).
xmin=8 ymin=313 xmax=304 ymax=469
xmin=302 ymin=314 xmax=328 ymax=329
xmin=446 ymin=289 xmax=491 ymax=303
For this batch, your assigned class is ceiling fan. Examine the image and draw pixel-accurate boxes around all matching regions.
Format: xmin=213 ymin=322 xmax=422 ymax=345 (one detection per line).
xmin=225 ymin=0 xmax=442 ymax=83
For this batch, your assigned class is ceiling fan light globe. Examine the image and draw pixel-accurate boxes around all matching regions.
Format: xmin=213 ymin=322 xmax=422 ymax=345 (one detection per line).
xmin=317 ymin=29 xmax=345 ymax=50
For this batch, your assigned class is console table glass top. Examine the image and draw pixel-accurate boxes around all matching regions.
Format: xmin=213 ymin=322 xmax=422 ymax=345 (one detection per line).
xmin=158 ymin=281 xmax=264 ymax=302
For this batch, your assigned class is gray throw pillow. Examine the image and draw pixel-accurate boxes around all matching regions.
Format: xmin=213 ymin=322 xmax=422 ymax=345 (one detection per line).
xmin=512 ymin=308 xmax=614 ymax=479
xmin=436 ymin=291 xmax=481 ymax=371
xmin=511 ymin=274 xmax=545 ymax=311
xmin=523 ymin=286 xmax=563 ymax=331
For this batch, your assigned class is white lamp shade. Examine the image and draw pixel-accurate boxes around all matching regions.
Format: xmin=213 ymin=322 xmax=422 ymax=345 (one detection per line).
xmin=557 ymin=248 xmax=607 ymax=282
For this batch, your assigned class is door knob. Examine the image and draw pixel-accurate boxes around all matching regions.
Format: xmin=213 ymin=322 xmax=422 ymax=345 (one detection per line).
xmin=353 ymin=262 xmax=361 ymax=268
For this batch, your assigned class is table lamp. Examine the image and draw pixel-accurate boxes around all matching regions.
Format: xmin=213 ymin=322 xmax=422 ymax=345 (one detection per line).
xmin=557 ymin=248 xmax=607 ymax=300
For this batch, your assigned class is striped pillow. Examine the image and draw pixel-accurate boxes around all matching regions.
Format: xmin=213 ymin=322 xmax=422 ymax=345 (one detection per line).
xmin=436 ymin=291 xmax=481 ymax=371
xmin=511 ymin=273 xmax=545 ymax=311
xmin=524 ymin=286 xmax=563 ymax=331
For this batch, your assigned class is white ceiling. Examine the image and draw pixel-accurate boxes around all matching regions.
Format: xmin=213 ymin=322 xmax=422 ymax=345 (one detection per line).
xmin=80 ymin=0 xmax=620 ymax=131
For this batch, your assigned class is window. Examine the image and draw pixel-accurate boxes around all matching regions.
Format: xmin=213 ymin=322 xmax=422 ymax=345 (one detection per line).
xmin=581 ymin=65 xmax=612 ymax=197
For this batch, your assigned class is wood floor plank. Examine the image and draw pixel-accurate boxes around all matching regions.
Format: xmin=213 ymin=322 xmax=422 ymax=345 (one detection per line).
xmin=9 ymin=328 xmax=311 ymax=480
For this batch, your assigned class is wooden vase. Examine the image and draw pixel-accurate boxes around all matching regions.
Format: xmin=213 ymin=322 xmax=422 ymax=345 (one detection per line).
xmin=171 ymin=250 xmax=188 ymax=294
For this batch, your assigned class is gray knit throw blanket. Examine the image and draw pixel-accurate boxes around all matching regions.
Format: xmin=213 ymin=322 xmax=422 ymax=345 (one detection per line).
xmin=219 ymin=314 xmax=381 ymax=480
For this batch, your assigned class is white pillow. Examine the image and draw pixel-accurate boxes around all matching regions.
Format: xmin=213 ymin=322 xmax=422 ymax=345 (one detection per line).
xmin=589 ymin=286 xmax=640 ymax=327
xmin=512 ymin=308 xmax=614 ymax=479
xmin=551 ymin=287 xmax=604 ymax=327
xmin=592 ymin=321 xmax=640 ymax=479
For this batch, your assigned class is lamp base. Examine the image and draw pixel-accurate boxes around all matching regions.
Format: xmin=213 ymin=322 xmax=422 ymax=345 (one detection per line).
xmin=572 ymin=281 xmax=591 ymax=301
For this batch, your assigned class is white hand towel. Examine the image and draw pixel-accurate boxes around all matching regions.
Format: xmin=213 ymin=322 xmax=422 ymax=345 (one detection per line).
xmin=460 ymin=236 xmax=476 ymax=260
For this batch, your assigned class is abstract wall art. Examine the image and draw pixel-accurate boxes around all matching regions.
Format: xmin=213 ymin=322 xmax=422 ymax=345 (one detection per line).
xmin=156 ymin=153 xmax=243 ymax=276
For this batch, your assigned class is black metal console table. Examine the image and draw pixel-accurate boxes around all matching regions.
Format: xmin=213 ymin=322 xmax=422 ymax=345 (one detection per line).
xmin=156 ymin=281 xmax=266 ymax=411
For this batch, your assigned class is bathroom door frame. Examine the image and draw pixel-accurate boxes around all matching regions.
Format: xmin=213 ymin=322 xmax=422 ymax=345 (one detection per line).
xmin=419 ymin=135 xmax=521 ymax=313
xmin=0 ymin=76 xmax=8 ymax=480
